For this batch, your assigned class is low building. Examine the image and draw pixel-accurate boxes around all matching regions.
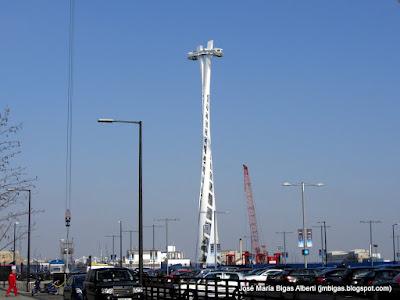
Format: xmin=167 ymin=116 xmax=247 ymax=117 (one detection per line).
xmin=125 ymin=245 xmax=190 ymax=268
xmin=327 ymin=249 xmax=382 ymax=264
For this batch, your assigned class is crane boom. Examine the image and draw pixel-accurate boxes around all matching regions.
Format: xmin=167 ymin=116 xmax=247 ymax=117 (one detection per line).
xmin=243 ymin=164 xmax=261 ymax=258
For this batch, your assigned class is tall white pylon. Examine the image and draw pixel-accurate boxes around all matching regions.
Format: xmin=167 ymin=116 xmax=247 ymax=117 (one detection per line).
xmin=188 ymin=40 xmax=223 ymax=266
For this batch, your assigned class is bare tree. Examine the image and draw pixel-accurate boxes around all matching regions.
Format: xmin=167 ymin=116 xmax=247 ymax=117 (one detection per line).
xmin=0 ymin=107 xmax=36 ymax=251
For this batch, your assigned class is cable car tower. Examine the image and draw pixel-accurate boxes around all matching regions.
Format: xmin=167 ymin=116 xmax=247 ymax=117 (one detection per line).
xmin=188 ymin=40 xmax=223 ymax=266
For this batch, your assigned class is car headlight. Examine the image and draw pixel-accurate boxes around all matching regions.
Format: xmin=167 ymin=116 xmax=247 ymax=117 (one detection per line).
xmin=75 ymin=288 xmax=82 ymax=294
xmin=101 ymin=288 xmax=114 ymax=294
xmin=132 ymin=287 xmax=143 ymax=293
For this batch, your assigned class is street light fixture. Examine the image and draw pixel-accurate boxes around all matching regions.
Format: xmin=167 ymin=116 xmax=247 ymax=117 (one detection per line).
xmin=8 ymin=188 xmax=31 ymax=292
xmin=282 ymin=181 xmax=324 ymax=268
xmin=393 ymin=223 xmax=399 ymax=263
xmin=98 ymin=118 xmax=143 ymax=284
xmin=360 ymin=220 xmax=381 ymax=266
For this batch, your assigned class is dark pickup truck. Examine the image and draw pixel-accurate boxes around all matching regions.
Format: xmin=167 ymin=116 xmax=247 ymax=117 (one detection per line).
xmin=83 ymin=267 xmax=143 ymax=300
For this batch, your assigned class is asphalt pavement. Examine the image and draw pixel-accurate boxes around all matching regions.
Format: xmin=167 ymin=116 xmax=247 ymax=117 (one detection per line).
xmin=0 ymin=287 xmax=62 ymax=300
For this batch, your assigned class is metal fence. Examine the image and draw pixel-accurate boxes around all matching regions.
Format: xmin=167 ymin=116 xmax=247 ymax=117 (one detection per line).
xmin=141 ymin=277 xmax=392 ymax=300
xmin=143 ymin=277 xmax=246 ymax=299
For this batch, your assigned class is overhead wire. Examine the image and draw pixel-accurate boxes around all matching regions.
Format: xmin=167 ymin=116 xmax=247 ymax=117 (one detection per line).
xmin=65 ymin=0 xmax=74 ymax=213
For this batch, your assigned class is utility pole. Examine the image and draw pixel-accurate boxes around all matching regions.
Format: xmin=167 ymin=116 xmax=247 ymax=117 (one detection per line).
xmin=156 ymin=218 xmax=179 ymax=275
xmin=392 ymin=223 xmax=399 ymax=263
xmin=316 ymin=221 xmax=331 ymax=266
xmin=119 ymin=221 xmax=123 ymax=267
xmin=396 ymin=235 xmax=400 ymax=261
xmin=283 ymin=181 xmax=324 ymax=268
xmin=276 ymin=231 xmax=293 ymax=265
xmin=148 ymin=224 xmax=163 ymax=250
xmin=8 ymin=188 xmax=32 ymax=291
xmin=360 ymin=220 xmax=381 ymax=266
xmin=13 ymin=222 xmax=19 ymax=264
xmin=312 ymin=225 xmax=324 ymax=264
xmin=148 ymin=224 xmax=163 ymax=270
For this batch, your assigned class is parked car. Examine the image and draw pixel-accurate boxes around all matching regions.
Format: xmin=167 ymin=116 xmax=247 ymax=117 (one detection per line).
xmin=267 ymin=268 xmax=319 ymax=285
xmin=340 ymin=266 xmax=375 ymax=285
xmin=370 ymin=272 xmax=400 ymax=300
xmin=64 ymin=273 xmax=86 ymax=300
xmin=315 ymin=268 xmax=346 ymax=285
xmin=357 ymin=268 xmax=400 ymax=286
xmin=166 ymin=269 xmax=200 ymax=282
xmin=245 ymin=268 xmax=283 ymax=283
xmin=83 ymin=267 xmax=143 ymax=300
xmin=267 ymin=270 xmax=289 ymax=285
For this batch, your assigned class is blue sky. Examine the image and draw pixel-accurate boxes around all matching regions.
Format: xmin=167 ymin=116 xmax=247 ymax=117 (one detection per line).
xmin=1 ymin=0 xmax=400 ymax=262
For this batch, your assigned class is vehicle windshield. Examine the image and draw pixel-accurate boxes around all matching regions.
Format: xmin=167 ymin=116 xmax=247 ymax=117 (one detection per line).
xmin=96 ymin=269 xmax=134 ymax=282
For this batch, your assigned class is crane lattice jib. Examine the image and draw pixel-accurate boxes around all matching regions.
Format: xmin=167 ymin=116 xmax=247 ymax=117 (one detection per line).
xmin=243 ymin=164 xmax=261 ymax=256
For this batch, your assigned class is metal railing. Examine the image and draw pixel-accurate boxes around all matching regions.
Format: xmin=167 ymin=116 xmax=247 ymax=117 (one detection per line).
xmin=141 ymin=276 xmax=393 ymax=300
xmin=143 ymin=276 xmax=246 ymax=299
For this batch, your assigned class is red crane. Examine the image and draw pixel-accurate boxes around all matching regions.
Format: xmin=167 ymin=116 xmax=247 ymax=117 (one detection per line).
xmin=243 ymin=164 xmax=266 ymax=263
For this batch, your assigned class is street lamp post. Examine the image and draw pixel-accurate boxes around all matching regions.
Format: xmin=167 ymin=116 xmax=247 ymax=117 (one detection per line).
xmin=13 ymin=222 xmax=19 ymax=264
xmin=397 ymin=235 xmax=400 ymax=261
xmin=282 ymin=181 xmax=324 ymax=269
xmin=105 ymin=235 xmax=117 ymax=262
xmin=312 ymin=225 xmax=324 ymax=264
xmin=316 ymin=221 xmax=330 ymax=266
xmin=150 ymin=224 xmax=163 ymax=251
xmin=276 ymin=231 xmax=293 ymax=265
xmin=393 ymin=223 xmax=399 ymax=263
xmin=122 ymin=229 xmax=138 ymax=251
xmin=119 ymin=221 xmax=123 ymax=267
xmin=8 ymin=188 xmax=31 ymax=291
xmin=156 ymin=218 xmax=179 ymax=275
xmin=360 ymin=220 xmax=381 ymax=266
xmin=98 ymin=118 xmax=143 ymax=284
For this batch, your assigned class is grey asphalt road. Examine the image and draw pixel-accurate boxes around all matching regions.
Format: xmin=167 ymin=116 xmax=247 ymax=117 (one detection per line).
xmin=0 ymin=286 xmax=62 ymax=300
